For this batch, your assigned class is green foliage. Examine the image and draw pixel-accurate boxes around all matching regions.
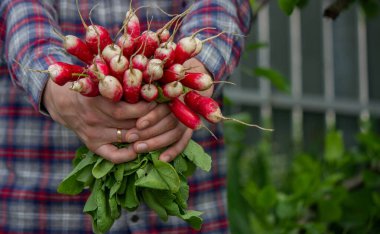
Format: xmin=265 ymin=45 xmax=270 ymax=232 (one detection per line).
xmin=57 ymin=140 xmax=212 ymax=233
xmin=226 ymin=119 xmax=380 ymax=234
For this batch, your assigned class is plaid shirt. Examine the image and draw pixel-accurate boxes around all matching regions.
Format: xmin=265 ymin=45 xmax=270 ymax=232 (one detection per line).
xmin=0 ymin=0 xmax=251 ymax=233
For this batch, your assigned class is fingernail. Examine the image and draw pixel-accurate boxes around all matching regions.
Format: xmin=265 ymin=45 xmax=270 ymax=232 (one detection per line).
xmin=136 ymin=143 xmax=148 ymax=152
xmin=139 ymin=121 xmax=149 ymax=129
xmin=160 ymin=155 xmax=171 ymax=162
xmin=127 ymin=134 xmax=139 ymax=143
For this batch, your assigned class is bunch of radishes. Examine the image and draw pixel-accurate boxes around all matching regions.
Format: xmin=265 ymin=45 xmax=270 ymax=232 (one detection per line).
xmin=42 ymin=2 xmax=270 ymax=138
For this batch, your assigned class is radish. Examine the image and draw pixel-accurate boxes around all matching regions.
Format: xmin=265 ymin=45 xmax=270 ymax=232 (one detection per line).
xmin=168 ymin=97 xmax=202 ymax=130
xmin=174 ymin=27 xmax=215 ymax=64
xmin=124 ymin=8 xmax=140 ymax=39
xmin=109 ymin=55 xmax=129 ymax=82
xmin=137 ymin=30 xmax=160 ymax=58
xmin=131 ymin=54 xmax=148 ymax=71
xmin=140 ymin=83 xmax=158 ymax=102
xmin=98 ymin=74 xmax=123 ymax=102
xmin=109 ymin=49 xmax=129 ymax=81
xmin=146 ymin=58 xmax=165 ymax=81
xmin=123 ymin=68 xmax=143 ymax=103
xmin=162 ymin=81 xmax=183 ymax=99
xmin=116 ymin=34 xmax=135 ymax=59
xmin=154 ymin=43 xmax=175 ymax=68
xmin=158 ymin=29 xmax=170 ymax=43
xmin=76 ymin=0 xmax=112 ymax=54
xmin=184 ymin=91 xmax=273 ymax=131
xmin=26 ymin=62 xmax=84 ymax=86
xmin=160 ymin=64 xmax=188 ymax=84
xmin=191 ymin=31 xmax=227 ymax=57
xmin=52 ymin=28 xmax=94 ymax=65
xmin=180 ymin=72 xmax=213 ymax=91
xmin=88 ymin=57 xmax=109 ymax=83
xmin=70 ymin=76 xmax=100 ymax=97
xmin=101 ymin=44 xmax=122 ymax=64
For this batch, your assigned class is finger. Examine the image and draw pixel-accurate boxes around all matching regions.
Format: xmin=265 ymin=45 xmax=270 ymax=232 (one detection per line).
xmin=160 ymin=128 xmax=193 ymax=162
xmin=136 ymin=104 xmax=171 ymax=130
xmin=133 ymin=124 xmax=188 ymax=153
xmin=95 ymin=99 xmax=157 ymax=120
xmin=94 ymin=144 xmax=137 ymax=164
xmin=127 ymin=114 xmax=178 ymax=143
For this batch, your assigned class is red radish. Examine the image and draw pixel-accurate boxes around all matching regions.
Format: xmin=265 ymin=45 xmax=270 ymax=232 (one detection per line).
xmin=168 ymin=97 xmax=202 ymax=130
xmin=160 ymin=64 xmax=187 ymax=84
xmin=26 ymin=62 xmax=84 ymax=86
xmin=146 ymin=58 xmax=165 ymax=81
xmin=131 ymin=54 xmax=148 ymax=71
xmin=158 ymin=29 xmax=170 ymax=43
xmin=98 ymin=74 xmax=123 ymax=102
xmin=117 ymin=34 xmax=135 ymax=58
xmin=101 ymin=44 xmax=122 ymax=63
xmin=123 ymin=68 xmax=143 ymax=103
xmin=52 ymin=28 xmax=94 ymax=64
xmin=184 ymin=91 xmax=273 ymax=131
xmin=192 ymin=31 xmax=227 ymax=57
xmin=76 ymin=0 xmax=112 ymax=54
xmin=181 ymin=72 xmax=213 ymax=91
xmin=174 ymin=27 xmax=216 ymax=64
xmin=109 ymin=53 xmax=129 ymax=82
xmin=70 ymin=76 xmax=100 ymax=97
xmin=154 ymin=43 xmax=175 ymax=68
xmin=162 ymin=81 xmax=183 ymax=99
xmin=137 ymin=30 xmax=160 ymax=58
xmin=124 ymin=9 xmax=140 ymax=39
xmin=88 ymin=57 xmax=109 ymax=83
xmin=140 ymin=83 xmax=158 ymax=102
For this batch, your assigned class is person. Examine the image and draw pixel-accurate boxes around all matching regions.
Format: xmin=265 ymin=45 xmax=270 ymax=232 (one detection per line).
xmin=0 ymin=0 xmax=251 ymax=233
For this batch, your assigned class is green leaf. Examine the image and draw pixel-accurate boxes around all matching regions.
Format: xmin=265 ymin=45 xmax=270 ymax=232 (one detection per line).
xmin=245 ymin=42 xmax=269 ymax=52
xmin=96 ymin=188 xmax=114 ymax=233
xmin=154 ymin=190 xmax=181 ymax=216
xmin=141 ymin=189 xmax=168 ymax=221
xmin=124 ymin=174 xmax=139 ymax=210
xmin=92 ymin=158 xmax=114 ymax=179
xmin=278 ymin=0 xmax=298 ymax=15
xmin=360 ymin=0 xmax=380 ymax=18
xmin=73 ymin=146 xmax=90 ymax=167
xmin=324 ymin=130 xmax=344 ymax=163
xmin=124 ymin=157 xmax=148 ymax=175
xmin=256 ymin=185 xmax=277 ymax=210
xmin=183 ymin=140 xmax=212 ymax=172
xmin=179 ymin=210 xmax=203 ymax=230
xmin=109 ymin=195 xmax=121 ymax=219
xmin=83 ymin=180 xmax=101 ymax=213
xmin=152 ymin=157 xmax=181 ymax=193
xmin=135 ymin=165 xmax=172 ymax=191
xmin=173 ymin=156 xmax=188 ymax=174
xmin=318 ymin=199 xmax=342 ymax=222
xmin=76 ymin=165 xmax=94 ymax=185
xmin=254 ymin=67 xmax=289 ymax=92
xmin=175 ymin=174 xmax=190 ymax=210
xmin=57 ymin=153 xmax=97 ymax=195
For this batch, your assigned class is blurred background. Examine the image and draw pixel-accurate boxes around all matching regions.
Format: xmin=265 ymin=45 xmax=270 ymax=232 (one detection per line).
xmin=224 ymin=0 xmax=380 ymax=233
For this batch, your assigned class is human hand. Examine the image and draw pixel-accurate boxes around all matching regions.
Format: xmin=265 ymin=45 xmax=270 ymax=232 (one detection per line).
xmin=125 ymin=58 xmax=214 ymax=162
xmin=43 ymin=79 xmax=157 ymax=163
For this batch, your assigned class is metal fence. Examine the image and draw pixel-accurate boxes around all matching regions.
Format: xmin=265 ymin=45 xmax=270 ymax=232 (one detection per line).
xmin=224 ymin=0 xmax=380 ymax=157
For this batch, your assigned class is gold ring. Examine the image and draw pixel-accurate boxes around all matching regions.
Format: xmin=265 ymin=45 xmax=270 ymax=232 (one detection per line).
xmin=116 ymin=129 xmax=123 ymax=143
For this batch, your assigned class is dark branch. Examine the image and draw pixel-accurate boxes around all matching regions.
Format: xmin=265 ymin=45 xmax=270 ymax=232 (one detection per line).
xmin=324 ymin=0 xmax=355 ymax=20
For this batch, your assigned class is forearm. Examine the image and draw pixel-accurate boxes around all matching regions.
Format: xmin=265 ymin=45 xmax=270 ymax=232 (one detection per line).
xmin=178 ymin=0 xmax=252 ymax=84
xmin=1 ymin=0 xmax=75 ymax=112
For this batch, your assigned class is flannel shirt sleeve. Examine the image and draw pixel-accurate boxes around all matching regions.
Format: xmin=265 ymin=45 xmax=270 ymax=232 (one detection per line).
xmin=178 ymin=0 xmax=252 ymax=84
xmin=1 ymin=0 xmax=76 ymax=113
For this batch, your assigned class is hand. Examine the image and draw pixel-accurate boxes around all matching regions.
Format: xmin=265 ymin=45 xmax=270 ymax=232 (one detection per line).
xmin=43 ymin=79 xmax=157 ymax=163
xmin=125 ymin=58 xmax=214 ymax=162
